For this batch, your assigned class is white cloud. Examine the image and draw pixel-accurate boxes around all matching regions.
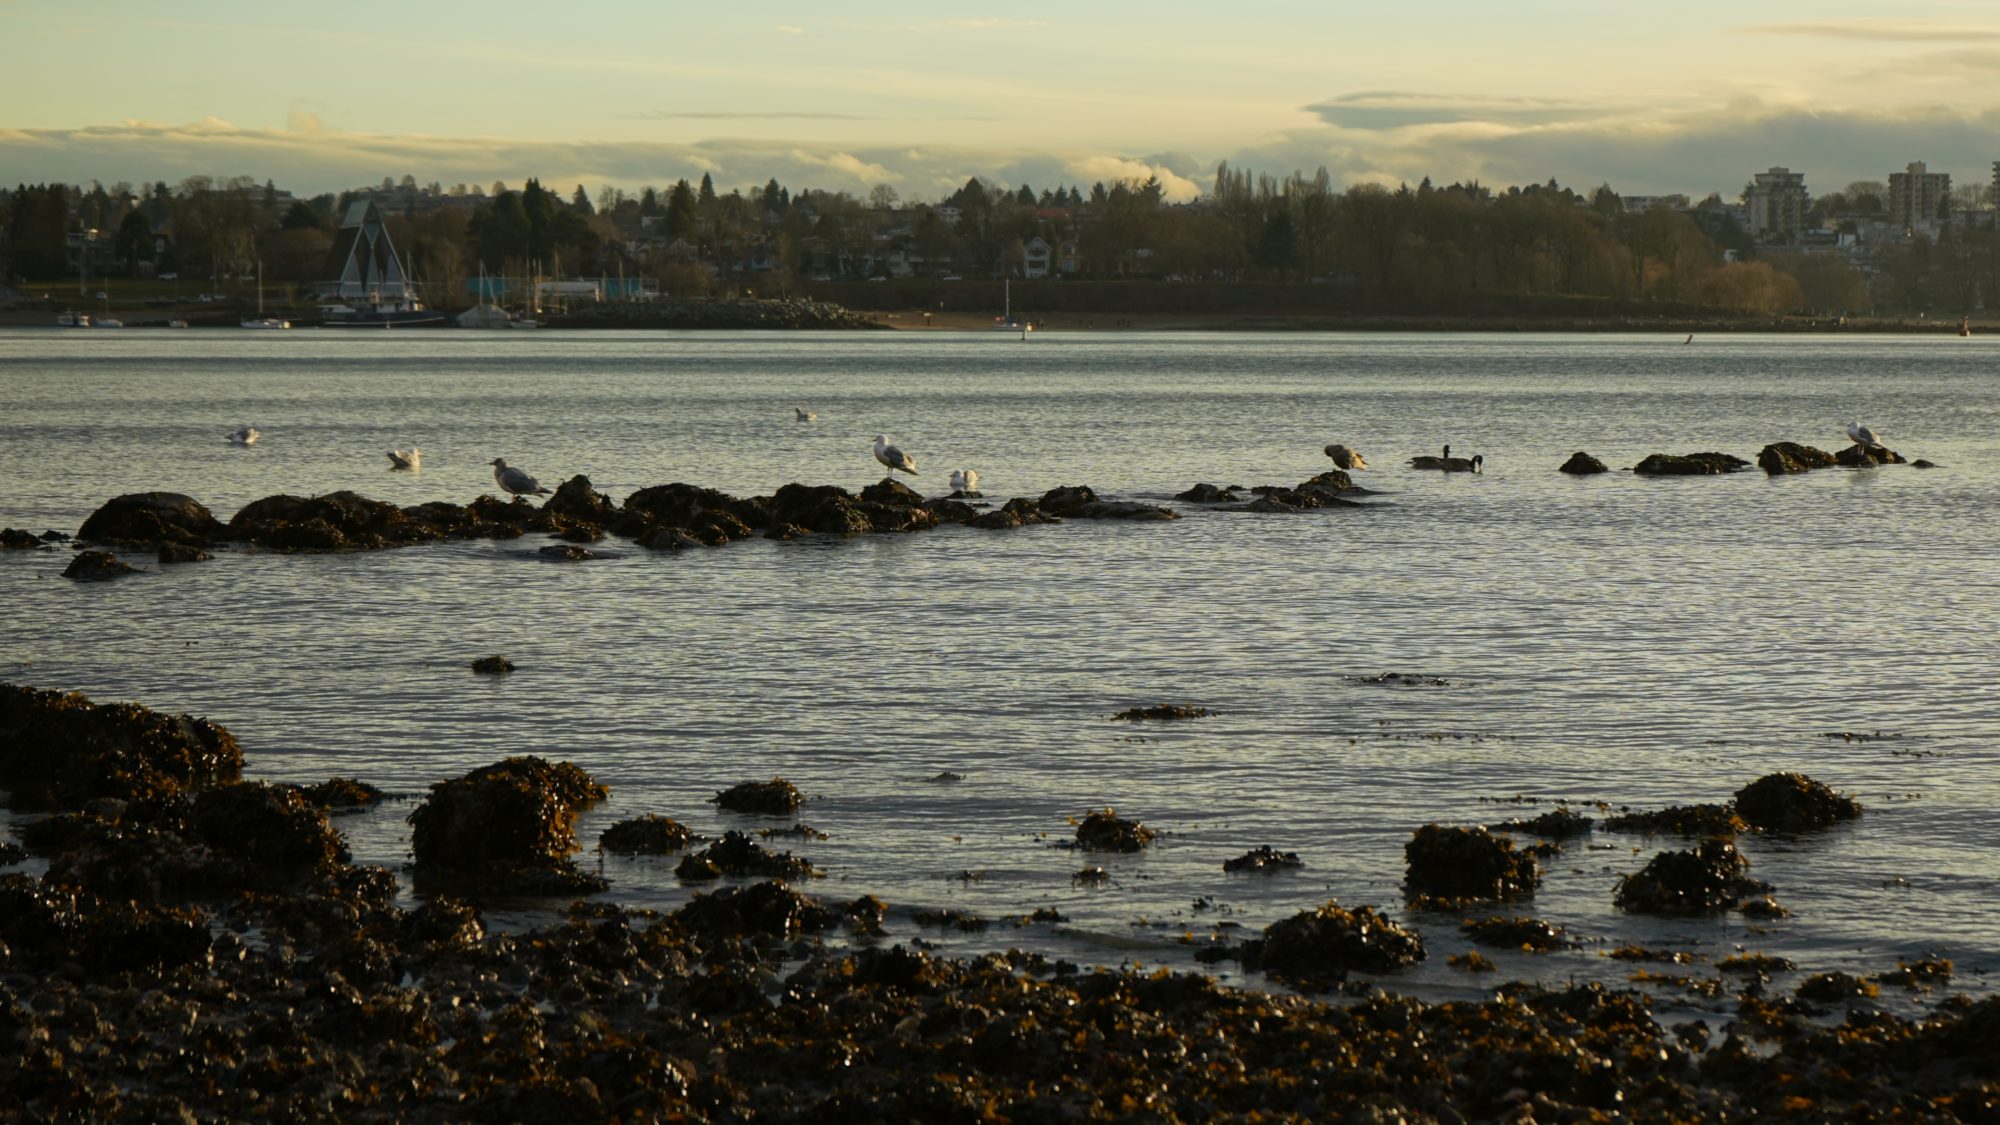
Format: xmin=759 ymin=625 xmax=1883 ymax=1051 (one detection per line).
xmin=775 ymin=25 xmax=804 ymax=35
xmin=1743 ymin=20 xmax=2000 ymax=43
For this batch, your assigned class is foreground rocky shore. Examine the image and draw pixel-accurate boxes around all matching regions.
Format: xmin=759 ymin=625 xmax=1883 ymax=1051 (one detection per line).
xmin=4 ymin=684 xmax=1996 ymax=1121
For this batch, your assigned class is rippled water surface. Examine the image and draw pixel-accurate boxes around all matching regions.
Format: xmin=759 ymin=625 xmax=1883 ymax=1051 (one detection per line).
xmin=3 ymin=329 xmax=1997 ymax=1013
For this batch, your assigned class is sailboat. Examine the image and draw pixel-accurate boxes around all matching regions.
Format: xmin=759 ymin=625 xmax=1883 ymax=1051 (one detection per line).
xmin=241 ymin=261 xmax=291 ymax=329
xmin=991 ymin=277 xmax=1032 ymax=336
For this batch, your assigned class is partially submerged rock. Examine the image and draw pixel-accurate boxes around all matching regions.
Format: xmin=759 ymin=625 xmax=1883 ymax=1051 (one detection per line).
xmin=63 ymin=549 xmax=140 ymax=581
xmin=1037 ymin=485 xmax=1179 ymax=521
xmin=1757 ymin=442 xmax=1837 ymax=475
xmin=470 ymin=655 xmax=514 ymax=674
xmin=966 ymin=497 xmax=1061 ymax=530
xmin=1733 ymin=772 xmax=1861 ymax=833
xmin=2 ymin=527 xmax=45 ymax=549
xmin=1175 ymin=483 xmax=1241 ymax=503
xmin=674 ymin=830 xmax=817 ymax=881
xmin=1223 ymin=845 xmax=1304 ymax=873
xmin=1242 ymin=900 xmax=1427 ymax=989
xmin=1836 ymin=443 xmax=1906 ymax=467
xmin=406 ymin=756 xmax=609 ymax=895
xmin=713 ymin=776 xmax=803 ymax=815
xmin=300 ymin=776 xmax=385 ymax=809
xmin=1602 ymin=803 xmax=1746 ymax=837
xmin=1111 ymin=704 xmax=1211 ymax=721
xmin=1633 ymin=452 xmax=1751 ymax=476
xmin=676 ymin=879 xmax=838 ymax=938
xmin=1559 ymin=451 xmax=1608 ymax=475
xmin=1404 ymin=823 xmax=1540 ymax=902
xmin=1460 ymin=915 xmax=1579 ymax=951
xmin=1614 ymin=837 xmax=1768 ymax=915
xmin=1493 ymin=807 xmax=1595 ymax=839
xmin=1073 ymin=808 xmax=1156 ymax=852
xmin=76 ymin=492 xmax=225 ymax=548
xmin=599 ymin=814 xmax=694 ymax=855
xmin=0 ymin=682 xmax=242 ymax=810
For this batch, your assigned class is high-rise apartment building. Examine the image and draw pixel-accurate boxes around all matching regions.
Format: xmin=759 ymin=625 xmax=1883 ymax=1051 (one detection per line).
xmin=1887 ymin=161 xmax=1951 ymax=229
xmin=1745 ymin=167 xmax=1808 ymax=242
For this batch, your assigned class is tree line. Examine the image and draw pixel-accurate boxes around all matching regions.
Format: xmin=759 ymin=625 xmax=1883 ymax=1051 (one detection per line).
xmin=5 ymin=166 xmax=1996 ymax=317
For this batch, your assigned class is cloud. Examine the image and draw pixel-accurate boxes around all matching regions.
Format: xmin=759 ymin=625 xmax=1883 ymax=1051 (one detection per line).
xmin=917 ymin=19 xmax=1046 ymax=30
xmin=1743 ymin=21 xmax=2000 ymax=43
xmin=1305 ymin=91 xmax=1630 ymax=130
xmin=634 ymin=111 xmax=869 ymax=121
xmin=775 ymin=25 xmax=804 ymax=34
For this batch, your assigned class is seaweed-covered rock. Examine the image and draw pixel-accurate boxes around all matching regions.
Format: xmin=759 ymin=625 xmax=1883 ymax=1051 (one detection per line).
xmin=406 ymin=756 xmax=609 ymax=894
xmin=1074 ymin=808 xmax=1156 ymax=852
xmin=537 ymin=544 xmax=598 ymax=561
xmin=190 ymin=781 xmax=350 ymax=872
xmin=1494 ymin=807 xmax=1595 ymax=839
xmin=762 ymin=482 xmax=939 ymax=535
xmin=1223 ymin=846 xmax=1304 ymax=873
xmin=1633 ymin=452 xmax=1751 ymax=476
xmin=156 ymin=541 xmax=212 ymax=564
xmin=966 ymin=497 xmax=1061 ymax=530
xmin=399 ymin=895 xmax=486 ymax=950
xmin=1559 ymin=451 xmax=1609 ymax=475
xmin=470 ymin=655 xmax=514 ymax=674
xmin=1460 ymin=915 xmax=1579 ymax=951
xmin=541 ymin=474 xmax=618 ymax=523
xmin=1403 ymin=823 xmax=1540 ymax=901
xmin=1757 ymin=442 xmax=1837 ymax=475
xmin=859 ymin=479 xmax=925 ymax=506
xmin=228 ymin=491 xmax=425 ymax=551
xmin=1796 ymin=972 xmax=1879 ymax=1003
xmin=1602 ymin=803 xmax=1746 ymax=837
xmin=1111 ymin=704 xmax=1211 ymax=721
xmin=1614 ymin=838 xmax=1768 ymax=915
xmin=599 ymin=814 xmax=693 ymax=855
xmin=63 ymin=549 xmax=140 ymax=581
xmin=0 ymin=682 xmax=242 ymax=810
xmin=1175 ymin=483 xmax=1241 ymax=503
xmin=1835 ymin=443 xmax=1906 ymax=467
xmin=76 ymin=492 xmax=225 ymax=547
xmin=1 ymin=527 xmax=43 ymax=549
xmin=713 ymin=776 xmax=803 ymax=815
xmin=678 ymin=880 xmax=839 ymax=938
xmin=1733 ymin=772 xmax=1862 ymax=833
xmin=1037 ymin=485 xmax=1179 ymax=521
xmin=675 ymin=830 xmax=817 ymax=881
xmin=0 ymin=874 xmax=211 ymax=973
xmin=1242 ymin=900 xmax=1427 ymax=989
xmin=301 ymin=776 xmax=386 ymax=809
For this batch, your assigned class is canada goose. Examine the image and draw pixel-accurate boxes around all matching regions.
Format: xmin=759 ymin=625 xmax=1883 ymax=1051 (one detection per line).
xmin=1408 ymin=444 xmax=1450 ymax=470
xmin=873 ymin=434 xmax=918 ymax=476
xmin=1440 ymin=454 xmax=1484 ymax=473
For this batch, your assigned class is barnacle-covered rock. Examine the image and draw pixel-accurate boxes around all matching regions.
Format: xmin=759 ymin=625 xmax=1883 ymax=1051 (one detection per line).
xmin=713 ymin=776 xmax=803 ymax=815
xmin=406 ymin=756 xmax=609 ymax=895
xmin=1732 ymin=772 xmax=1861 ymax=833
xmin=62 ymin=549 xmax=140 ymax=580
xmin=76 ymin=491 xmax=225 ymax=547
xmin=1757 ymin=442 xmax=1837 ymax=475
xmin=1073 ymin=808 xmax=1156 ymax=852
xmin=1559 ymin=451 xmax=1609 ymax=475
xmin=1242 ymin=899 xmax=1426 ymax=989
xmin=0 ymin=682 xmax=242 ymax=810
xmin=1614 ymin=838 xmax=1768 ymax=915
xmin=1404 ymin=823 xmax=1540 ymax=901
xmin=1223 ymin=845 xmax=1304 ymax=873
xmin=599 ymin=814 xmax=693 ymax=855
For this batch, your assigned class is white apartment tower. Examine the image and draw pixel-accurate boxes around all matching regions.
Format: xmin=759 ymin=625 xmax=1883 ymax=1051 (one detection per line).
xmin=1746 ymin=167 xmax=1809 ymax=242
xmin=1887 ymin=161 xmax=1951 ymax=230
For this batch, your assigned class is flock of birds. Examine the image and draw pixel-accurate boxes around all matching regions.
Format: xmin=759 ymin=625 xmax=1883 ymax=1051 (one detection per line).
xmin=219 ymin=417 xmax=1895 ymax=505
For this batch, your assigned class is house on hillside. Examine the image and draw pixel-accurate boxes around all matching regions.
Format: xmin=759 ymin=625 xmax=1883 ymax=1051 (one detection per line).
xmin=1022 ymin=237 xmax=1053 ymax=279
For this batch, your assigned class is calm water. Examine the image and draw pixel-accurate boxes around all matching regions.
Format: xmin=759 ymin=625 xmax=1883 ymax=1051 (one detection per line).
xmin=2 ymin=328 xmax=1996 ymax=1016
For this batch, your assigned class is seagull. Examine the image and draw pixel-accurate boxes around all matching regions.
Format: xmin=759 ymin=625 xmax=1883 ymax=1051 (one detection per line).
xmin=1323 ymin=444 xmax=1368 ymax=471
xmin=227 ymin=426 xmax=260 ymax=446
xmin=489 ymin=457 xmax=552 ymax=496
xmin=1440 ymin=453 xmax=1484 ymax=473
xmin=873 ymin=434 xmax=918 ymax=477
xmin=949 ymin=468 xmax=980 ymax=493
xmin=1846 ymin=421 xmax=1884 ymax=449
xmin=1408 ymin=444 xmax=1450 ymax=470
xmin=795 ymin=408 xmax=818 ymax=422
xmin=387 ymin=448 xmax=422 ymax=471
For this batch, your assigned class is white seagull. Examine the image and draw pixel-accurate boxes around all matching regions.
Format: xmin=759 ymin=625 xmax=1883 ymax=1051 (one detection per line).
xmin=1324 ymin=444 xmax=1368 ymax=470
xmin=489 ymin=457 xmax=552 ymax=496
xmin=387 ymin=448 xmax=422 ymax=471
xmin=949 ymin=468 xmax=981 ymax=493
xmin=1846 ymin=421 xmax=1884 ymax=449
xmin=227 ymin=426 xmax=261 ymax=446
xmin=873 ymin=434 xmax=918 ymax=477
xmin=795 ymin=408 xmax=818 ymax=422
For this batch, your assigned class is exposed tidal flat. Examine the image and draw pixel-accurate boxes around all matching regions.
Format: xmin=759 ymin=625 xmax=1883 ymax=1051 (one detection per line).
xmin=3 ymin=330 xmax=2000 ymax=1117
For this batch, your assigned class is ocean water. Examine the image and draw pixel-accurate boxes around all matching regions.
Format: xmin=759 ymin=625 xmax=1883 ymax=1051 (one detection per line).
xmin=2 ymin=328 xmax=1996 ymax=1016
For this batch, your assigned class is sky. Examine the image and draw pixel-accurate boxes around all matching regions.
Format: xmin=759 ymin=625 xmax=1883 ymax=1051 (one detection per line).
xmin=4 ymin=0 xmax=1999 ymax=204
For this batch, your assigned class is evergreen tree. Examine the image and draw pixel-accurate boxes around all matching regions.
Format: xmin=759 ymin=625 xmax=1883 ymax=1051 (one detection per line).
xmin=571 ymin=184 xmax=594 ymax=215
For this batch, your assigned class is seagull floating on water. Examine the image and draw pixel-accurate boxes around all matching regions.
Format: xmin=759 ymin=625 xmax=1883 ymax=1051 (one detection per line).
xmin=227 ymin=426 xmax=261 ymax=446
xmin=1408 ymin=444 xmax=1450 ymax=470
xmin=1323 ymin=444 xmax=1368 ymax=470
xmin=387 ymin=448 xmax=422 ymax=471
xmin=873 ymin=434 xmax=918 ymax=477
xmin=489 ymin=457 xmax=552 ymax=496
xmin=1440 ymin=453 xmax=1484 ymax=473
xmin=1846 ymin=421 xmax=1884 ymax=449
xmin=795 ymin=408 xmax=818 ymax=422
xmin=949 ymin=468 xmax=980 ymax=493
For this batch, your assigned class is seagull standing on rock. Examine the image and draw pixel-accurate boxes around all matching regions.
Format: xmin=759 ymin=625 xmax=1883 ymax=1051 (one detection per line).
xmin=490 ymin=458 xmax=553 ymax=497
xmin=873 ymin=434 xmax=918 ymax=477
xmin=1847 ymin=421 xmax=1884 ymax=449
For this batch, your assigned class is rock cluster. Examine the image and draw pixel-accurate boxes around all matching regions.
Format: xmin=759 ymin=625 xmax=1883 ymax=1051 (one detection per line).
xmin=1241 ymin=900 xmax=1428 ymax=990
xmin=405 ymin=756 xmax=610 ymax=896
xmin=1634 ymin=452 xmax=1752 ymax=475
xmin=1073 ymin=808 xmax=1157 ymax=852
xmin=0 ymin=683 xmax=242 ymax=810
xmin=1614 ymin=838 xmax=1770 ymax=915
xmin=1403 ymin=823 xmax=1541 ymax=902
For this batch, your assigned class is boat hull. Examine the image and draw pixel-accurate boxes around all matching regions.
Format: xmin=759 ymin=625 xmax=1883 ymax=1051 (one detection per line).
xmin=321 ymin=312 xmax=451 ymax=329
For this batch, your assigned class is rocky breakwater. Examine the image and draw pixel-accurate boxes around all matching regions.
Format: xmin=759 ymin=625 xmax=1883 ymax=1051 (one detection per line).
xmin=8 ymin=695 xmax=2000 ymax=1119
xmin=554 ymin=296 xmax=889 ymax=330
xmin=1759 ymin=439 xmax=1911 ymax=474
xmin=1633 ymin=451 xmax=1753 ymax=476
